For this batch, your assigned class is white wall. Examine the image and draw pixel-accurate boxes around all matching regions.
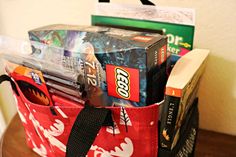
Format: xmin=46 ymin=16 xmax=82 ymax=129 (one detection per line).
xmin=0 ymin=0 xmax=236 ymax=135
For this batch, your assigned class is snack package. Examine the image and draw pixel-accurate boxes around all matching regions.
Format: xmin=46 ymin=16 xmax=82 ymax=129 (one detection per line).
xmin=28 ymin=24 xmax=168 ymax=107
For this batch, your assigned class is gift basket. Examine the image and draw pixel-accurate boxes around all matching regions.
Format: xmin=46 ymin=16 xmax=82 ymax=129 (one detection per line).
xmin=0 ymin=1 xmax=209 ymax=157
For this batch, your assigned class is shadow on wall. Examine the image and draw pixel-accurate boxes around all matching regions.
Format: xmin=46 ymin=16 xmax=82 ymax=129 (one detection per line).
xmin=198 ymin=53 xmax=236 ymax=135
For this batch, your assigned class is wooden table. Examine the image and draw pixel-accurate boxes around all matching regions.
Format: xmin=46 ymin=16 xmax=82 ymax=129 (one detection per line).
xmin=1 ymin=114 xmax=236 ymax=157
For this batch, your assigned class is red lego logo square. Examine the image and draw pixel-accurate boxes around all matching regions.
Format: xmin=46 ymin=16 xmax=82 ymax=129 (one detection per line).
xmin=106 ymin=65 xmax=140 ymax=102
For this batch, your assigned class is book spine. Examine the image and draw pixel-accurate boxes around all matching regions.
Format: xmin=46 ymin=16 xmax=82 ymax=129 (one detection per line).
xmin=159 ymin=98 xmax=199 ymax=157
xmin=160 ymin=94 xmax=181 ymax=149
xmin=146 ymin=38 xmax=168 ymax=105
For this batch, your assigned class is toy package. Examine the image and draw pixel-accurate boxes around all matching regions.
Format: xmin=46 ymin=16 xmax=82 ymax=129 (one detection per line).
xmin=28 ymin=24 xmax=168 ymax=107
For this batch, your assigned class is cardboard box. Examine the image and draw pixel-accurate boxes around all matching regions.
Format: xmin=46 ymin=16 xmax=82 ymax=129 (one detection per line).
xmin=28 ymin=24 xmax=167 ymax=107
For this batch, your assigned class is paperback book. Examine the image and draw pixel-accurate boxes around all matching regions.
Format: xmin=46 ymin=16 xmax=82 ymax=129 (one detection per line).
xmin=160 ymin=49 xmax=209 ymax=150
xmin=159 ymin=98 xmax=199 ymax=157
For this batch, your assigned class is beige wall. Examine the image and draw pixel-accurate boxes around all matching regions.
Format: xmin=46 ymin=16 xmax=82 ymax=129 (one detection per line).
xmin=155 ymin=0 xmax=236 ymax=136
xmin=0 ymin=68 xmax=16 ymax=124
xmin=0 ymin=0 xmax=236 ymax=135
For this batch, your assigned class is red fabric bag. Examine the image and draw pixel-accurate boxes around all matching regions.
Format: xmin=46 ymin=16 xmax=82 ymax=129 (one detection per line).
xmin=0 ymin=74 xmax=159 ymax=157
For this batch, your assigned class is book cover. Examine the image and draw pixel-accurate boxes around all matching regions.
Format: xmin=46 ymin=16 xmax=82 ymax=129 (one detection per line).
xmin=160 ymin=49 xmax=209 ymax=150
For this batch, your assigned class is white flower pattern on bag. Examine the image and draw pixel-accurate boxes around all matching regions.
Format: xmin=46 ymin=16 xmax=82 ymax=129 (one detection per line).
xmin=30 ymin=113 xmax=66 ymax=152
xmin=47 ymin=119 xmax=65 ymax=137
xmin=18 ymin=102 xmax=137 ymax=156
xmin=106 ymin=121 xmax=120 ymax=135
xmin=26 ymin=131 xmax=48 ymax=157
xmin=120 ymin=107 xmax=132 ymax=132
xmin=90 ymin=137 xmax=133 ymax=157
xmin=22 ymin=103 xmax=67 ymax=153
xmin=32 ymin=143 xmax=47 ymax=157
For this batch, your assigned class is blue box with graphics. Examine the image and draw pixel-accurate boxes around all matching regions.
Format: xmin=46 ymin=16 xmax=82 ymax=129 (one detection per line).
xmin=28 ymin=24 xmax=167 ymax=107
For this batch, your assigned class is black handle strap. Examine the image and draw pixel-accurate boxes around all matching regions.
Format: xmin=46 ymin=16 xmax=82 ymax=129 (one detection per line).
xmin=0 ymin=74 xmax=19 ymax=96
xmin=98 ymin=0 xmax=155 ymax=5
xmin=66 ymin=104 xmax=113 ymax=157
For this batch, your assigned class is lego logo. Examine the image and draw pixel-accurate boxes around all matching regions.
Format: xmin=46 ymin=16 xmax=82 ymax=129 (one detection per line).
xmin=106 ymin=65 xmax=139 ymax=102
xmin=115 ymin=68 xmax=130 ymax=99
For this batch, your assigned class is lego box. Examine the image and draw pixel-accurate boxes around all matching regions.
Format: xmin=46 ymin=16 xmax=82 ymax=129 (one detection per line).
xmin=28 ymin=24 xmax=167 ymax=107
